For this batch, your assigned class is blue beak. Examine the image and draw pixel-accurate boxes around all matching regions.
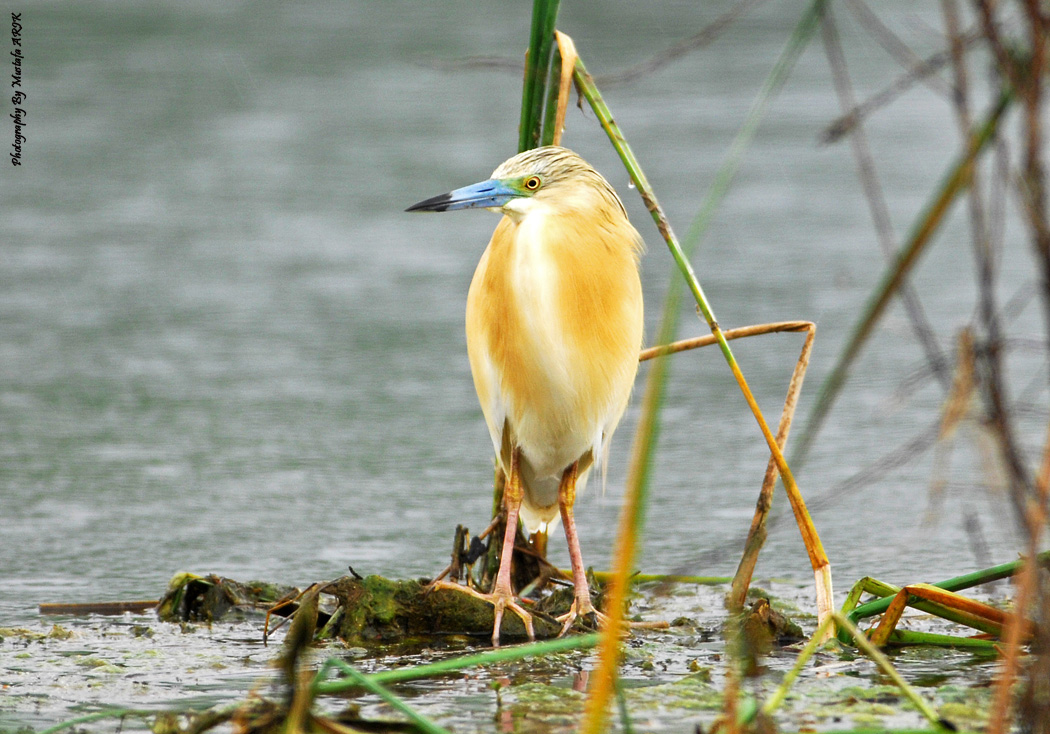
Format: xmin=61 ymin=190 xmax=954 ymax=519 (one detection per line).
xmin=406 ymin=179 xmax=520 ymax=212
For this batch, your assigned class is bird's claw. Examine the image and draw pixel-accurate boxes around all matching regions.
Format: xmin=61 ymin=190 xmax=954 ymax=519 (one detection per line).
xmin=429 ymin=580 xmax=535 ymax=647
xmin=556 ymin=597 xmax=608 ymax=636
xmin=490 ymin=592 xmax=536 ymax=647
xmin=556 ymin=599 xmax=671 ymax=636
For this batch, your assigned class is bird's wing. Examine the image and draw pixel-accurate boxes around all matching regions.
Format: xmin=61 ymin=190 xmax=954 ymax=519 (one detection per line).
xmin=465 ymin=241 xmax=508 ymax=471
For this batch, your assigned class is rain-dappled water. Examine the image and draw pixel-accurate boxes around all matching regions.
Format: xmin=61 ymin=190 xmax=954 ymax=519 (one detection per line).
xmin=2 ymin=1 xmax=1047 ymax=730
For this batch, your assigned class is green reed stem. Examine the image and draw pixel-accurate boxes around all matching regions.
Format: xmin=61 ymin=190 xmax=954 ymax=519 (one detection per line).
xmin=761 ymin=613 xmax=837 ymax=715
xmin=321 ymin=662 xmax=452 ymax=734
xmin=834 ymin=613 xmax=950 ymax=728
xmin=616 ymin=681 xmax=636 ymax=734
xmin=39 ymin=708 xmax=157 ymax=734
xmin=575 ymin=5 xmax=830 ymax=727
xmin=882 ymin=630 xmax=999 ymax=648
xmin=313 ymin=633 xmax=600 ymax=695
xmin=587 ymin=571 xmax=731 ymax=585
xmin=762 ymin=613 xmax=951 ymax=729
xmin=519 ymin=0 xmax=561 ymax=153
xmin=837 ymin=549 xmax=1050 ymax=644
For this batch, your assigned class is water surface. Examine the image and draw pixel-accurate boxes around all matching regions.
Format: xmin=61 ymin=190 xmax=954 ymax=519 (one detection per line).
xmin=1 ymin=3 xmax=1045 ymax=726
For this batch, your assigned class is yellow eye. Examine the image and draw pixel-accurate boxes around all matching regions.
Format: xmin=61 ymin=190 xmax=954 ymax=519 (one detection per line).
xmin=524 ymin=175 xmax=541 ymax=191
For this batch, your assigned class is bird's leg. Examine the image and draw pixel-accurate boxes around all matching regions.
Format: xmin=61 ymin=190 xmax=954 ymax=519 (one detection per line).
xmin=428 ymin=447 xmax=535 ymax=646
xmin=486 ymin=446 xmax=535 ymax=645
xmin=556 ymin=461 xmax=607 ymax=635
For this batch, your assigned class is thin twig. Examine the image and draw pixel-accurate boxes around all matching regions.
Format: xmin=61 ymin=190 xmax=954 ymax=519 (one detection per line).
xmin=845 ymin=0 xmax=953 ymax=97
xmin=986 ymin=7 xmax=1050 ymax=727
xmin=595 ymin=0 xmax=766 ymax=87
xmin=729 ymin=322 xmax=816 ymax=612
xmin=796 ymin=91 xmax=1011 ymax=467
xmin=821 ymin=6 xmax=951 ymax=388
xmin=988 ymin=421 xmax=1050 ymax=733
xmin=639 ymin=320 xmax=812 ymax=361
xmin=821 ymin=30 xmax=982 ymax=143
xmin=420 ymin=0 xmax=766 ymax=89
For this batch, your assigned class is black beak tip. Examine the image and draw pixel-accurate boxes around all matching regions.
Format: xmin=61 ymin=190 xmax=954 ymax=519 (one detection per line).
xmin=406 ymin=192 xmax=452 ymax=213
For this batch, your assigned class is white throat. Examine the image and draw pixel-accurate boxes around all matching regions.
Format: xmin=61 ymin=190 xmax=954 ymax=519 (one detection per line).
xmin=500 ymin=196 xmax=546 ymax=224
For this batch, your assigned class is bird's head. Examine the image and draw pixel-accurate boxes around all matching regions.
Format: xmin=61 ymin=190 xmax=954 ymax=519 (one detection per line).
xmin=406 ymin=146 xmax=626 ymax=222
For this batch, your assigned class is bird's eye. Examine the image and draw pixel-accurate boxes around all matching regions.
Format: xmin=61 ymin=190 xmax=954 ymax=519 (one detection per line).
xmin=524 ymin=175 xmax=541 ymax=191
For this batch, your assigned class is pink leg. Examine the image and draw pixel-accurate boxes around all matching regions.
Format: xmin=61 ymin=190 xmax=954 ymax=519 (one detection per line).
xmin=557 ymin=462 xmax=602 ymax=634
xmin=431 ymin=447 xmax=535 ymax=646
xmin=489 ymin=449 xmax=526 ymax=642
xmin=553 ymin=462 xmax=669 ymax=635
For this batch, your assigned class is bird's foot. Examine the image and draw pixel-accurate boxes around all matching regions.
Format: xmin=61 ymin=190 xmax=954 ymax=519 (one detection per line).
xmin=556 ymin=596 xmax=671 ymax=636
xmin=428 ymin=579 xmax=535 ymax=647
xmin=556 ymin=596 xmax=609 ymax=636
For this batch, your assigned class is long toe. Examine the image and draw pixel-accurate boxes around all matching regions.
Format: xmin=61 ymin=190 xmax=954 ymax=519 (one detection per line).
xmin=492 ymin=595 xmax=535 ymax=646
xmin=556 ymin=599 xmax=607 ymax=636
xmin=509 ymin=599 xmax=536 ymax=642
xmin=491 ymin=602 xmax=505 ymax=647
xmin=429 ymin=580 xmax=534 ymax=647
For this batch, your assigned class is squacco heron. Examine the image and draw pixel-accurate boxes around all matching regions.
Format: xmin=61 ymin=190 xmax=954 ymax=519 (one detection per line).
xmin=407 ymin=146 xmax=643 ymax=645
